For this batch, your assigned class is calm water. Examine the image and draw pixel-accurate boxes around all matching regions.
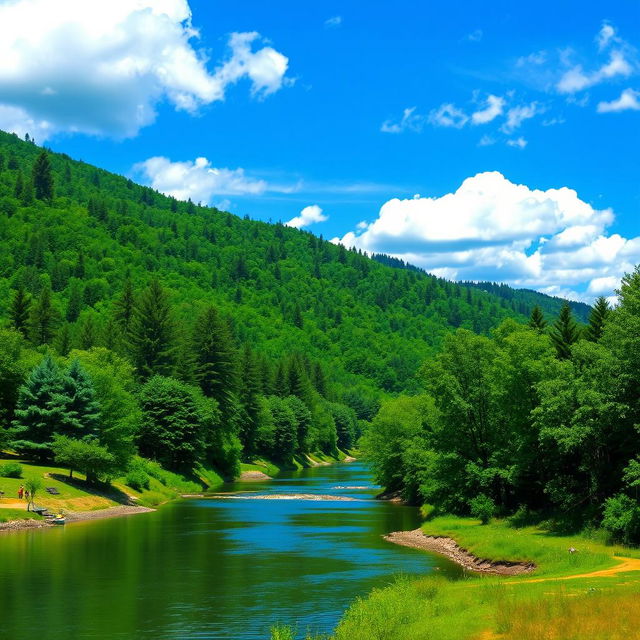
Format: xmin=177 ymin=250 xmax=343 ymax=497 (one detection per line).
xmin=0 ymin=462 xmax=460 ymax=639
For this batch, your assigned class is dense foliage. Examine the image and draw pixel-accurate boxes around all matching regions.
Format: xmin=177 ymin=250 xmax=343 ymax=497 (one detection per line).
xmin=0 ymin=130 xmax=578 ymax=482
xmin=363 ymin=282 xmax=640 ymax=543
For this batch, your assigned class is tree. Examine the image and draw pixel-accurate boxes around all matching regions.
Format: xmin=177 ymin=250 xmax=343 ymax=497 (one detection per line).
xmin=192 ymin=306 xmax=238 ymax=417
xmin=32 ymin=151 xmax=54 ymax=202
xmin=129 ymin=279 xmax=176 ymax=379
xmin=550 ymin=302 xmax=579 ymax=359
xmin=265 ymin=396 xmax=297 ymax=462
xmin=137 ymin=376 xmax=204 ymax=470
xmin=585 ymin=296 xmax=610 ymax=342
xmin=65 ymin=280 xmax=83 ymax=322
xmin=528 ymin=305 xmax=547 ymax=332
xmin=25 ymin=477 xmax=42 ymax=512
xmin=12 ymin=355 xmax=64 ymax=457
xmin=113 ymin=277 xmax=135 ymax=335
xmin=54 ymin=323 xmax=73 ymax=357
xmin=61 ymin=359 xmax=101 ymax=439
xmin=30 ymin=284 xmax=57 ymax=345
xmin=8 ymin=287 xmax=31 ymax=337
xmin=51 ymin=434 xmax=116 ymax=483
xmin=239 ymin=346 xmax=262 ymax=458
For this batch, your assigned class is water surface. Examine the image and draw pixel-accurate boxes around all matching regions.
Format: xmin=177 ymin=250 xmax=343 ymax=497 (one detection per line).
xmin=0 ymin=462 xmax=460 ymax=639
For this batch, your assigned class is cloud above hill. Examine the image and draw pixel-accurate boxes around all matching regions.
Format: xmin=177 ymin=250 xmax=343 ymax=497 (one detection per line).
xmin=0 ymin=0 xmax=290 ymax=140
xmin=333 ymin=172 xmax=639 ymax=302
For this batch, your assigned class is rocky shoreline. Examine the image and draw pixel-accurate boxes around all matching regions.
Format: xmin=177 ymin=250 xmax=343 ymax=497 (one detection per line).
xmin=0 ymin=505 xmax=155 ymax=534
xmin=384 ymin=528 xmax=536 ymax=575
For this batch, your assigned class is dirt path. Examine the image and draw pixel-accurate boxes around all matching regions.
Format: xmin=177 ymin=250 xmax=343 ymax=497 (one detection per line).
xmin=515 ymin=555 xmax=640 ymax=583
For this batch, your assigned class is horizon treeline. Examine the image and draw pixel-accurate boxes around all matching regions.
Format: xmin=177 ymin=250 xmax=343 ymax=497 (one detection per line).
xmin=363 ymin=276 xmax=640 ymax=543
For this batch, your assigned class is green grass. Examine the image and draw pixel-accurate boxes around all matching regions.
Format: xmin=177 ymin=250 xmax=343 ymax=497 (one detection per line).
xmin=0 ymin=508 xmax=42 ymax=523
xmin=242 ymin=451 xmax=354 ymax=479
xmin=317 ymin=516 xmax=640 ymax=640
xmin=422 ymin=516 xmax=636 ymax=578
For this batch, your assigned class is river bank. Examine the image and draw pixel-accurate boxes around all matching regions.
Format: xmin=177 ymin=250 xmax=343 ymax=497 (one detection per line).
xmin=326 ymin=516 xmax=640 ymax=640
xmin=0 ymin=504 xmax=155 ymax=533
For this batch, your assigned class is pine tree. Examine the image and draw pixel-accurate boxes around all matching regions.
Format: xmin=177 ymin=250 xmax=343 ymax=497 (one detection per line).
xmin=585 ymin=296 xmax=610 ymax=342
xmin=60 ymin=359 xmax=101 ymax=438
xmin=54 ymin=323 xmax=73 ymax=356
xmin=11 ymin=355 xmax=65 ymax=457
xmin=129 ymin=279 xmax=176 ymax=379
xmin=192 ymin=306 xmax=238 ymax=417
xmin=239 ymin=346 xmax=262 ymax=457
xmin=528 ymin=305 xmax=547 ymax=332
xmin=113 ymin=278 xmax=135 ymax=335
xmin=20 ymin=177 xmax=35 ymax=205
xmin=30 ymin=285 xmax=57 ymax=345
xmin=550 ymin=302 xmax=579 ymax=359
xmin=9 ymin=287 xmax=32 ymax=337
xmin=66 ymin=280 xmax=83 ymax=322
xmin=32 ymin=151 xmax=54 ymax=202
xmin=14 ymin=170 xmax=24 ymax=199
xmin=79 ymin=315 xmax=97 ymax=350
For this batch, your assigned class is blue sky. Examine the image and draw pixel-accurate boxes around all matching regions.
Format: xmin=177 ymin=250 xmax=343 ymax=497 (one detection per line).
xmin=0 ymin=0 xmax=638 ymax=302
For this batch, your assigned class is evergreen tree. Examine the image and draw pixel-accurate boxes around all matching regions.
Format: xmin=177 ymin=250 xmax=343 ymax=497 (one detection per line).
xmin=54 ymin=323 xmax=73 ymax=356
xmin=32 ymin=151 xmax=54 ymax=202
xmin=12 ymin=355 xmax=64 ymax=457
xmin=8 ymin=287 xmax=31 ymax=337
xmin=113 ymin=277 xmax=135 ymax=335
xmin=528 ymin=305 xmax=547 ymax=332
xmin=79 ymin=315 xmax=97 ymax=350
xmin=239 ymin=345 xmax=262 ymax=457
xmin=14 ymin=170 xmax=23 ymax=199
xmin=129 ymin=279 xmax=176 ymax=379
xmin=60 ymin=359 xmax=101 ymax=438
xmin=585 ymin=296 xmax=610 ymax=342
xmin=66 ymin=280 xmax=83 ymax=322
xmin=550 ymin=302 xmax=579 ymax=359
xmin=30 ymin=284 xmax=57 ymax=345
xmin=192 ymin=306 xmax=238 ymax=417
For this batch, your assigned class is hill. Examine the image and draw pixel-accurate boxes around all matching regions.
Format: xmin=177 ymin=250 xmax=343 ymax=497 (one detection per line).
xmin=0 ymin=129 xmax=590 ymax=483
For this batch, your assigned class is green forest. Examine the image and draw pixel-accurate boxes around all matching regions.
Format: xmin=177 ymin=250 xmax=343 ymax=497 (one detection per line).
xmin=363 ymin=283 xmax=640 ymax=543
xmin=0 ymin=129 xmax=586 ymax=487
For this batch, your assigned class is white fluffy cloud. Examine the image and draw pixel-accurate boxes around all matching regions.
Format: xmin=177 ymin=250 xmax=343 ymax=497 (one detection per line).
xmin=334 ymin=171 xmax=638 ymax=302
xmin=285 ymin=205 xmax=328 ymax=229
xmin=381 ymin=107 xmax=425 ymax=133
xmin=135 ymin=156 xmax=286 ymax=203
xmin=597 ymin=88 xmax=640 ymax=112
xmin=428 ymin=104 xmax=469 ymax=128
xmin=0 ymin=0 xmax=289 ymax=140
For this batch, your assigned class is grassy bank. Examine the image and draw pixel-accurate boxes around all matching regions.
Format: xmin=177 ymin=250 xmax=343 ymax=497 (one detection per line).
xmin=241 ymin=450 xmax=354 ymax=479
xmin=272 ymin=516 xmax=640 ymax=640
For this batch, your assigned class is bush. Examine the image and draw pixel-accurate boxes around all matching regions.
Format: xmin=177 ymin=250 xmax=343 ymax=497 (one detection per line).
xmin=602 ymin=494 xmax=640 ymax=544
xmin=0 ymin=462 xmax=23 ymax=478
xmin=469 ymin=493 xmax=496 ymax=525
xmin=126 ymin=469 xmax=150 ymax=492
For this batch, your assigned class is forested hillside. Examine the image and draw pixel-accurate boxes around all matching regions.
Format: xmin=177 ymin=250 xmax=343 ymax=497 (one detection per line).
xmin=0 ymin=129 xmax=586 ymax=484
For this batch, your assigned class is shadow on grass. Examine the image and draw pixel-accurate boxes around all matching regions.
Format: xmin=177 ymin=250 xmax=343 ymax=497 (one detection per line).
xmin=48 ymin=473 xmax=133 ymax=506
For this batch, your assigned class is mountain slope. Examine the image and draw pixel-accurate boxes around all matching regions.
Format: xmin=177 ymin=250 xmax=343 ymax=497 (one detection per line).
xmin=0 ymin=130 xmax=582 ymax=398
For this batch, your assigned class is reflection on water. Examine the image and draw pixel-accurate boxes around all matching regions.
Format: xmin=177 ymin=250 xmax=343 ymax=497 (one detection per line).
xmin=0 ymin=463 xmax=461 ymax=639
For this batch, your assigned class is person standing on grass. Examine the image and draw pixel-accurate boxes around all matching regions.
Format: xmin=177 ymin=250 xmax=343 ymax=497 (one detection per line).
xmin=18 ymin=485 xmax=24 ymax=500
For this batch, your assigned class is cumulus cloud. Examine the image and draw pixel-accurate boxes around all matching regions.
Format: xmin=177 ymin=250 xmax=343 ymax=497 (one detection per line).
xmin=597 ymin=88 xmax=640 ymax=113
xmin=557 ymin=50 xmax=633 ymax=93
xmin=0 ymin=0 xmax=290 ymax=140
xmin=285 ymin=205 xmax=328 ymax=229
xmin=134 ymin=156 xmax=298 ymax=203
xmin=334 ymin=171 xmax=637 ymax=302
xmin=471 ymin=94 xmax=505 ymax=124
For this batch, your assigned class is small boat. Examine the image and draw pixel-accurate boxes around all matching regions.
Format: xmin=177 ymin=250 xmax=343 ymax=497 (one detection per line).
xmin=51 ymin=515 xmax=66 ymax=525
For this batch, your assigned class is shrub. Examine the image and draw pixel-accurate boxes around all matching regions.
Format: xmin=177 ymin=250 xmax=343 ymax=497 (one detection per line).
xmin=126 ymin=469 xmax=150 ymax=492
xmin=602 ymin=494 xmax=640 ymax=544
xmin=0 ymin=462 xmax=23 ymax=478
xmin=469 ymin=493 xmax=496 ymax=525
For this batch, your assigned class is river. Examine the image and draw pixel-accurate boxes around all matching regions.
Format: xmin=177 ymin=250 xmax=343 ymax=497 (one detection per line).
xmin=0 ymin=462 xmax=460 ymax=639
